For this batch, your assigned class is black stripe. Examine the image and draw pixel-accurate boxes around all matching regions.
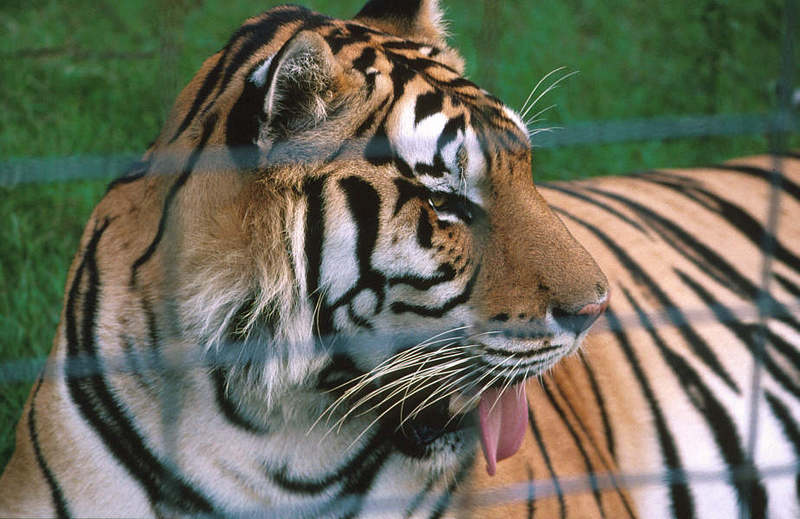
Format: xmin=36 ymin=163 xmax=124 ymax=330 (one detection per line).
xmin=675 ymin=269 xmax=800 ymax=399
xmin=334 ymin=434 xmax=393 ymax=518
xmin=355 ymin=0 xmax=424 ymax=22
xmin=435 ymin=115 xmax=465 ymax=158
xmin=577 ymin=180 xmax=745 ymax=300
xmin=582 ymin=178 xmax=800 ymax=339
xmin=168 ymin=54 xmax=225 ymax=143
xmin=304 ymin=175 xmax=329 ymax=334
xmin=365 ymin=123 xmax=394 ymax=166
xmin=539 ymin=182 xmax=650 ymax=235
xmin=580 ymin=356 xmax=617 ymax=461
xmin=339 ymin=176 xmax=386 ymax=309
xmin=763 ymin=391 xmax=800 ymax=501
xmin=387 ymin=264 xmax=457 ymax=290
xmin=225 ymin=60 xmax=270 ymax=171
xmin=416 ymin=208 xmax=434 ymax=248
xmin=403 ymin=476 xmax=437 ymax=518
xmin=554 ymin=205 xmax=739 ymax=393
xmin=65 ymin=219 xmax=215 ymax=514
xmin=28 ymin=376 xmax=71 ymax=519
xmin=211 ymin=368 xmax=269 ymax=434
xmin=711 ymin=164 xmax=800 ymax=204
xmin=620 ymin=287 xmax=767 ymax=519
xmin=347 ymin=303 xmax=374 ymax=330
xmin=352 ymin=47 xmax=377 ymax=74
xmin=267 ymin=425 xmax=387 ymax=494
xmin=527 ymin=405 xmax=567 ymax=519
xmin=105 ymin=160 xmax=149 ymax=193
xmin=130 ymin=113 xmax=218 ymax=286
xmin=774 ymin=272 xmax=800 ymax=298
xmin=428 ymin=452 xmax=475 ymax=519
xmin=414 ymin=91 xmax=444 ymax=125
xmin=540 ymin=381 xmax=607 ymax=518
xmin=634 ymin=173 xmax=800 ymax=275
xmin=390 ymin=264 xmax=480 ymax=317
xmin=606 ymin=308 xmax=695 ymax=518
xmin=526 ymin=465 xmax=536 ymax=519
xmin=547 ymin=371 xmax=637 ymax=518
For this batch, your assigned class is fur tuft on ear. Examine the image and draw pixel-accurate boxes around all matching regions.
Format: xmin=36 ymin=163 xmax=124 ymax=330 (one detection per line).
xmin=261 ymin=31 xmax=340 ymax=139
xmin=354 ymin=0 xmax=448 ymax=45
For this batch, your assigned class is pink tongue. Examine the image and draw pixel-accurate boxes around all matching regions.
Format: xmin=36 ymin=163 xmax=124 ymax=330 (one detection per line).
xmin=478 ymin=383 xmax=528 ymax=476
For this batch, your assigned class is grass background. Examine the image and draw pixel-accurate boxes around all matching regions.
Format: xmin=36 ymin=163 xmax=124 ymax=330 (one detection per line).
xmin=0 ymin=0 xmax=796 ymax=470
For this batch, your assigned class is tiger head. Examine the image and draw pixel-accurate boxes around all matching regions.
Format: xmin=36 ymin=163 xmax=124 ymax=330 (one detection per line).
xmin=143 ymin=0 xmax=608 ymax=475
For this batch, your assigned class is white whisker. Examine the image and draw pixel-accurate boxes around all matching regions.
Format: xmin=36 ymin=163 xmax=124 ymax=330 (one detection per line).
xmin=519 ymin=66 xmax=566 ymax=116
xmin=520 ymin=69 xmax=578 ymax=121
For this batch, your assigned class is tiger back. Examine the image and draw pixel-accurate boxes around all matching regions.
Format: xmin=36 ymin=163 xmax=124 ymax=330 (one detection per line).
xmin=454 ymin=154 xmax=800 ymax=518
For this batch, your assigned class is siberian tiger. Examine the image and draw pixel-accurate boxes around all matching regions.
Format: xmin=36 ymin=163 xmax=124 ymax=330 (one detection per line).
xmin=0 ymin=1 xmax=797 ymax=519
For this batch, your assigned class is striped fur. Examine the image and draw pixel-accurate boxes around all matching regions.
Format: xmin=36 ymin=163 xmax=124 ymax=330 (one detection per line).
xmin=0 ymin=0 xmax=797 ymax=517
xmin=0 ymin=1 xmax=609 ymax=517
xmin=455 ymin=154 xmax=800 ymax=518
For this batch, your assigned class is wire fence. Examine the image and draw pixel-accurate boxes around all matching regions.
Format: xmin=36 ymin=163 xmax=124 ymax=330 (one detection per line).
xmin=1 ymin=0 xmax=798 ymax=516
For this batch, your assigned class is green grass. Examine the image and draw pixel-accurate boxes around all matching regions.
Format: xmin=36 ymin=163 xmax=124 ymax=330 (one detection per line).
xmin=0 ymin=0 xmax=796 ymax=470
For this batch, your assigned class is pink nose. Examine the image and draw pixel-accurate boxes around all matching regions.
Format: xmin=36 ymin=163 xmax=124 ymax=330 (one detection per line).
xmin=577 ymin=297 xmax=609 ymax=317
xmin=553 ymin=290 xmax=610 ymax=335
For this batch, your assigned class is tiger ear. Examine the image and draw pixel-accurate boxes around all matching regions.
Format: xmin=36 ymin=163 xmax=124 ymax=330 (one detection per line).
xmin=354 ymin=0 xmax=448 ymax=45
xmin=258 ymin=31 xmax=340 ymax=139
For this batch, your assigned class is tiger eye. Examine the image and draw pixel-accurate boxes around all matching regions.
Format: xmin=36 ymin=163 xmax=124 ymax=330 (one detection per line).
xmin=428 ymin=193 xmax=448 ymax=210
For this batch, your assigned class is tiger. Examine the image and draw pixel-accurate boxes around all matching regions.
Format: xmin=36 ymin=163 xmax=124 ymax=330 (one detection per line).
xmin=0 ymin=0 xmax=798 ymax=518
xmin=452 ymin=152 xmax=800 ymax=518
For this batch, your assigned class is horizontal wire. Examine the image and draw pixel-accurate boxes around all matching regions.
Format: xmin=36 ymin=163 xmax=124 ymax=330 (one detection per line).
xmin=1 ymin=297 xmax=797 ymax=385
xmin=1 ymin=111 xmax=797 ymax=187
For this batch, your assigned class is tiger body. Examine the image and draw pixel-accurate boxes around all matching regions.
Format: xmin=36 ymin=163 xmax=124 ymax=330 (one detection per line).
xmin=456 ymin=154 xmax=800 ymax=518
xmin=1 ymin=0 xmax=798 ymax=517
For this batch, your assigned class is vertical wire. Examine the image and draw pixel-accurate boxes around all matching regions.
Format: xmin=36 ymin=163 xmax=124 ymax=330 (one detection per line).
xmin=742 ymin=1 xmax=797 ymax=517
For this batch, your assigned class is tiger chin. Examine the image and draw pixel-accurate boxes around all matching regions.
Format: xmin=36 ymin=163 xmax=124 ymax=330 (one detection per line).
xmin=0 ymin=0 xmax=609 ymax=517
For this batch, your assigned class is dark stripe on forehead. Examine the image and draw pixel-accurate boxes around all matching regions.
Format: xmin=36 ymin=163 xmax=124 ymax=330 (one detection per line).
xmin=353 ymin=47 xmax=377 ymax=73
xmin=356 ymin=0 xmax=424 ymax=21
xmin=437 ymin=115 xmax=465 ymax=152
xmin=414 ymin=91 xmax=444 ymax=125
xmin=325 ymin=23 xmax=374 ymax=54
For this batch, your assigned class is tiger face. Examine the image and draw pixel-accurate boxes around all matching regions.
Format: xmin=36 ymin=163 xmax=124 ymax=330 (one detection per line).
xmin=156 ymin=1 xmax=609 ymax=471
xmin=145 ymin=0 xmax=608 ymax=480
xmin=0 ymin=1 xmax=615 ymax=515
